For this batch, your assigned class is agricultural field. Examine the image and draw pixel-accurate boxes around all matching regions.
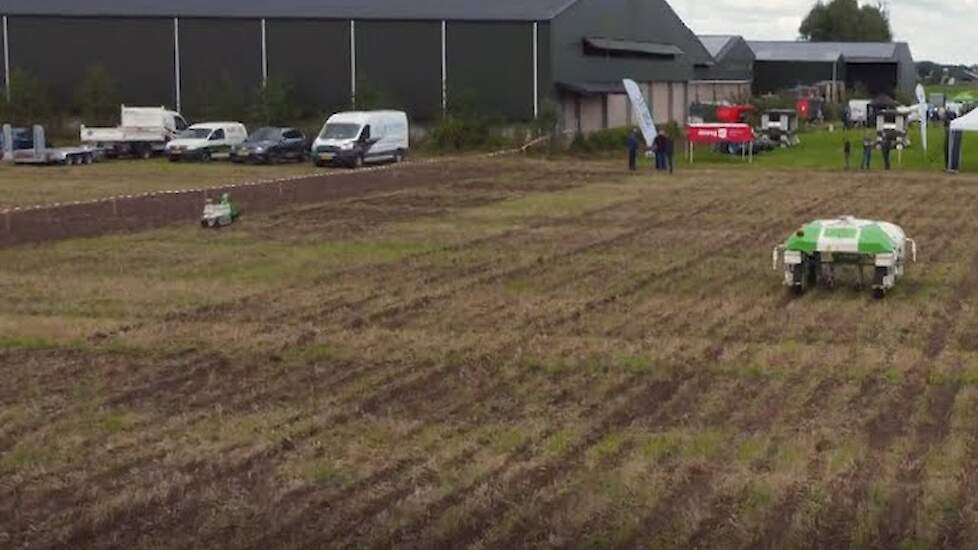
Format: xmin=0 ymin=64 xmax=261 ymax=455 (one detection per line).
xmin=2 ymin=157 xmax=978 ymax=549
xmin=0 ymin=159 xmax=320 ymax=210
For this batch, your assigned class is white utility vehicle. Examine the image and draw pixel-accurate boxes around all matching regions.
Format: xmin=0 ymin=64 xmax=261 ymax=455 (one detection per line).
xmin=312 ymin=111 xmax=409 ymax=168
xmin=81 ymin=105 xmax=189 ymax=159
xmin=165 ymin=122 xmax=247 ymax=162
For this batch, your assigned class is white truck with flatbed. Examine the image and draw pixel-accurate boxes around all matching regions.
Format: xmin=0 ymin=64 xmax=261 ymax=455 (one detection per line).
xmin=80 ymin=106 xmax=189 ymax=159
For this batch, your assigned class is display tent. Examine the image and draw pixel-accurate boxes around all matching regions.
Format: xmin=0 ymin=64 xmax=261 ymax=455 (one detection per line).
xmin=947 ymin=109 xmax=978 ymax=172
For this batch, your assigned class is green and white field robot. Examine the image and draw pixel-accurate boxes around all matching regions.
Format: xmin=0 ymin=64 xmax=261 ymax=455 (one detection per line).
xmin=773 ymin=216 xmax=917 ymax=299
xmin=201 ymin=193 xmax=240 ymax=228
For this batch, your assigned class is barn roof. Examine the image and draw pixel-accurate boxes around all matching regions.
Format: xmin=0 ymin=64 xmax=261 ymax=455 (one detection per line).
xmin=697 ymin=35 xmax=739 ymax=60
xmin=748 ymin=41 xmax=904 ymax=63
xmin=0 ymin=0 xmax=582 ymax=21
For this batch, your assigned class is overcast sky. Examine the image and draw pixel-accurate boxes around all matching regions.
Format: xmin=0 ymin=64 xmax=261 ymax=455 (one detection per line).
xmin=671 ymin=0 xmax=975 ymax=64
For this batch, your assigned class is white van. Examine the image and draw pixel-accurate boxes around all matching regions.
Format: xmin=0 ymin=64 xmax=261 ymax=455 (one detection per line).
xmin=312 ymin=111 xmax=408 ymax=168
xmin=166 ymin=122 xmax=247 ymax=162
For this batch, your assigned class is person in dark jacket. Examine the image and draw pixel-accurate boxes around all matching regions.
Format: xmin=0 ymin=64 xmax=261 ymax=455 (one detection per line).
xmin=843 ymin=138 xmax=852 ymax=170
xmin=664 ymin=134 xmax=675 ymax=174
xmin=881 ymin=137 xmax=892 ymax=170
xmin=627 ymin=129 xmax=639 ymax=171
xmin=652 ymin=131 xmax=668 ymax=171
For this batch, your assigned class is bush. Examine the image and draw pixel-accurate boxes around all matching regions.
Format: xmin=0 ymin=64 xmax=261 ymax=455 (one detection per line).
xmin=74 ymin=64 xmax=119 ymax=126
xmin=355 ymin=79 xmax=401 ymax=111
xmin=0 ymin=69 xmax=52 ymax=126
xmin=569 ymin=127 xmax=632 ymax=154
xmin=192 ymin=73 xmax=248 ymax=121
xmin=428 ymin=114 xmax=495 ymax=151
xmin=252 ymin=77 xmax=301 ymax=126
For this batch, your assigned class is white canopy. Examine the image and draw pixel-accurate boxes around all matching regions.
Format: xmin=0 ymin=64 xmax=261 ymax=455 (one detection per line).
xmin=951 ymin=108 xmax=978 ymax=132
xmin=947 ymin=109 xmax=978 ymax=171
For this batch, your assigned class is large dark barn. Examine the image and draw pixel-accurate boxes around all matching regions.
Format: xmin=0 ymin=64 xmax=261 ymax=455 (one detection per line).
xmin=1 ymin=0 xmax=711 ymax=132
xmin=749 ymin=41 xmax=916 ymax=99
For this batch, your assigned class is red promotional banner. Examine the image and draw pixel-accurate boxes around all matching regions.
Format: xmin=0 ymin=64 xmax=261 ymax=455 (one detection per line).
xmin=686 ymin=123 xmax=755 ymax=144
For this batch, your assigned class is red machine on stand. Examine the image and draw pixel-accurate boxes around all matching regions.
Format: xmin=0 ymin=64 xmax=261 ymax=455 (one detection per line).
xmin=715 ymin=105 xmax=754 ymax=124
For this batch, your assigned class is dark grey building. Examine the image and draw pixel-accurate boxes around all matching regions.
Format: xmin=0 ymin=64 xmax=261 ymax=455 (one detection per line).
xmin=1 ymin=0 xmax=708 ymax=131
xmin=691 ymin=35 xmax=754 ymax=103
xmin=749 ymin=41 xmax=916 ymax=100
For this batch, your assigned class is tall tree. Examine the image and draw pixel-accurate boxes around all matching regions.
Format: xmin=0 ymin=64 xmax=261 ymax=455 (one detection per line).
xmin=799 ymin=0 xmax=892 ymax=42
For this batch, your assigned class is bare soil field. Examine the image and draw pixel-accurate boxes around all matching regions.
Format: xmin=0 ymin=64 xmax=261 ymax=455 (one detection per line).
xmin=1 ymin=157 xmax=977 ymax=549
xmin=0 ymin=159 xmax=321 ymax=210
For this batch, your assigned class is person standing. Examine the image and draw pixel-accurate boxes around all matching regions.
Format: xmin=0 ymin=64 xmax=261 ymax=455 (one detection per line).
xmin=861 ymin=135 xmax=874 ymax=170
xmin=881 ymin=137 xmax=892 ymax=170
xmin=844 ymin=138 xmax=852 ymax=170
xmin=665 ymin=133 xmax=675 ymax=174
xmin=627 ymin=129 xmax=639 ymax=171
xmin=652 ymin=131 xmax=668 ymax=171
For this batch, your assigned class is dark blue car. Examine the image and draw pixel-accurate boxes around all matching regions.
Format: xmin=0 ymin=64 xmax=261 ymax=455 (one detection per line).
xmin=230 ymin=127 xmax=308 ymax=164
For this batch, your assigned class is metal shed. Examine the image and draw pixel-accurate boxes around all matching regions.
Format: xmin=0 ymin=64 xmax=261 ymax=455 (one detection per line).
xmin=1 ymin=0 xmax=707 ymax=131
xmin=748 ymin=41 xmax=915 ymax=100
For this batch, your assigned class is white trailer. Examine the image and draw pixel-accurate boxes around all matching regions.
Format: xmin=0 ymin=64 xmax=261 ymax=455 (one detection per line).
xmin=80 ymin=105 xmax=189 ymax=159
xmin=7 ymin=125 xmax=100 ymax=166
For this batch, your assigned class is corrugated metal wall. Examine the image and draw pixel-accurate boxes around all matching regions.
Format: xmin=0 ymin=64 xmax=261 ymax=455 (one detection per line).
xmin=447 ymin=21 xmax=533 ymax=119
xmin=356 ymin=21 xmax=441 ymax=120
xmin=0 ymin=14 xmax=548 ymax=123
xmin=6 ymin=16 xmax=174 ymax=107
xmin=266 ymin=19 xmax=351 ymax=115
xmin=179 ymin=18 xmax=262 ymax=117
xmin=753 ymin=61 xmax=837 ymax=95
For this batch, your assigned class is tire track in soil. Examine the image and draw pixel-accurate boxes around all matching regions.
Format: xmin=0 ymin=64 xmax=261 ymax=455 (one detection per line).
xmin=478 ymin=376 xmax=708 ymax=550
xmin=799 ymin=261 xmax=973 ymax=548
xmin=88 ymin=162 xmax=614 ymax=340
xmin=224 ymin=167 xmax=653 ymax=323
xmin=906 ymin=252 xmax=978 ymax=549
xmin=604 ymin=179 xmax=932 ymax=548
xmin=338 ymin=174 xmax=797 ymax=332
xmin=822 ymin=192 xmax=978 ymax=549
xmin=364 ymin=373 xmax=687 ymax=550
xmin=38 ymin=331 xmax=554 ymax=549
xmin=0 ymin=180 xmax=864 ymax=540
xmin=230 ymin=364 xmax=556 ymax=550
xmin=332 ymin=188 xmax=766 ymax=332
xmin=702 ymin=182 xmax=950 ymax=548
xmin=270 ymin=362 xmax=627 ymax=550
xmin=13 ymin=353 xmax=467 ymax=548
xmin=611 ymin=358 xmax=807 ymax=550
xmin=521 ymin=180 xmax=873 ymax=339
xmin=438 ymin=282 xmax=796 ymax=550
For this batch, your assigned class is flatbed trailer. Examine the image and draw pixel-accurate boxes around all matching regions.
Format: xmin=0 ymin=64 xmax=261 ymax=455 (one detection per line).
xmin=5 ymin=125 xmax=101 ymax=166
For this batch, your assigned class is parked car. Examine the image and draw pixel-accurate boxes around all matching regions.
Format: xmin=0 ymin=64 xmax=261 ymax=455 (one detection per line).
xmin=312 ymin=110 xmax=409 ymax=168
xmin=81 ymin=105 xmax=189 ymax=159
xmin=231 ymin=127 xmax=308 ymax=164
xmin=166 ymin=122 xmax=247 ymax=162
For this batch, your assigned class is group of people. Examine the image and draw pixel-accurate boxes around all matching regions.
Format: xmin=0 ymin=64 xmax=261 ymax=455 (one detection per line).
xmin=843 ymin=135 xmax=895 ymax=171
xmin=627 ymin=129 xmax=674 ymax=174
